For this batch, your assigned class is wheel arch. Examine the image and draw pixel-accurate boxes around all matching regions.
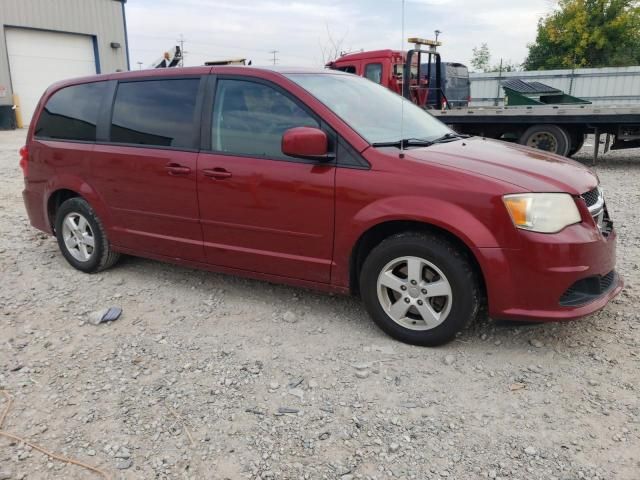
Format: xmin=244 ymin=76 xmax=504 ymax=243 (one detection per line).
xmin=44 ymin=177 xmax=112 ymax=234
xmin=349 ymin=219 xmax=487 ymax=301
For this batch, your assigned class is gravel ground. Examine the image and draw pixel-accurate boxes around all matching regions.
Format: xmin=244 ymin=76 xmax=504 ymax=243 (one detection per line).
xmin=1 ymin=129 xmax=639 ymax=480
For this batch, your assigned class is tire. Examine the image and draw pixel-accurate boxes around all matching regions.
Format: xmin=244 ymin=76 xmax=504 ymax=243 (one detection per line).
xmin=54 ymin=197 xmax=120 ymax=273
xmin=567 ymin=133 xmax=586 ymax=157
xmin=359 ymin=232 xmax=480 ymax=346
xmin=518 ymin=124 xmax=571 ymax=157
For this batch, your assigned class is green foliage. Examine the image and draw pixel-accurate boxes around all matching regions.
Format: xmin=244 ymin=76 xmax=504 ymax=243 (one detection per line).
xmin=524 ymin=0 xmax=640 ymax=70
xmin=471 ymin=44 xmax=521 ymax=73
xmin=471 ymin=43 xmax=490 ymax=72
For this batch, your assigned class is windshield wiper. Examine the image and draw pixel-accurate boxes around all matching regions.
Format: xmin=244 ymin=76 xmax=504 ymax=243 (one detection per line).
xmin=430 ymin=132 xmax=469 ymax=143
xmin=372 ymin=138 xmax=435 ymax=148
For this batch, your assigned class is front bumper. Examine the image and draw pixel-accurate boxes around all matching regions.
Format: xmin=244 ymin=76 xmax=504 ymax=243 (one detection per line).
xmin=477 ymin=222 xmax=622 ymax=322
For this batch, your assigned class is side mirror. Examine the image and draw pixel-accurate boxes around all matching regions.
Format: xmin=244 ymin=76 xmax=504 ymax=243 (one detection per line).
xmin=281 ymin=127 xmax=331 ymax=160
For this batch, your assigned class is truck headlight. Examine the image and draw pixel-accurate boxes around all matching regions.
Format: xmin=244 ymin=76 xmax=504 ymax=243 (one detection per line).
xmin=503 ymin=193 xmax=581 ymax=233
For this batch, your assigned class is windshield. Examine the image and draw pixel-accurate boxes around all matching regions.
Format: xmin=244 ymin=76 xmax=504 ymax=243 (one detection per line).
xmin=285 ymin=73 xmax=452 ymax=145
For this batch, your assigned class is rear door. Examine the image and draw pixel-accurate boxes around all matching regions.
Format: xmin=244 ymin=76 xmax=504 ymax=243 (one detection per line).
xmin=91 ymin=77 xmax=205 ymax=261
xmin=196 ymin=76 xmax=336 ymax=282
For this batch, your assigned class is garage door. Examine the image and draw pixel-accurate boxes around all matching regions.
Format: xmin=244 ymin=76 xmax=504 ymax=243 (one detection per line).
xmin=5 ymin=28 xmax=97 ymax=125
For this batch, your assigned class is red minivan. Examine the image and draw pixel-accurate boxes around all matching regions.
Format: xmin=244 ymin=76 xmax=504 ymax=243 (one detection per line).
xmin=21 ymin=66 xmax=622 ymax=346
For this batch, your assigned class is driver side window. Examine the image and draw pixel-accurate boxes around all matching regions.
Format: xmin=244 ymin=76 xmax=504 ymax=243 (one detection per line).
xmin=212 ymin=79 xmax=319 ymax=160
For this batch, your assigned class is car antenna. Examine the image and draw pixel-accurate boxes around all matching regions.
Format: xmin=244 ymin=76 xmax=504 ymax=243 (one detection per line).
xmin=399 ymin=0 xmax=405 ymax=159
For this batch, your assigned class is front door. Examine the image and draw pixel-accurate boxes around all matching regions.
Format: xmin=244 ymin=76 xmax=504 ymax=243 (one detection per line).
xmin=91 ymin=77 xmax=204 ymax=261
xmin=197 ymin=77 xmax=335 ymax=283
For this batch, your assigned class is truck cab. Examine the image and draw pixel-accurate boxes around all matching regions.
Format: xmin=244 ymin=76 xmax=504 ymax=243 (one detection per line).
xmin=326 ymin=46 xmax=430 ymax=107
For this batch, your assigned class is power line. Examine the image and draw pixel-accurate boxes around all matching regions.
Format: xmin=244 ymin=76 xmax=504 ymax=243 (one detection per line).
xmin=269 ymin=50 xmax=279 ymax=65
xmin=178 ymin=33 xmax=186 ymax=67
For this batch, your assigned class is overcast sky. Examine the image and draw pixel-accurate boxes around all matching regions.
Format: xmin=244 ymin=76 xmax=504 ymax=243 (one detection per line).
xmin=126 ymin=0 xmax=558 ymax=70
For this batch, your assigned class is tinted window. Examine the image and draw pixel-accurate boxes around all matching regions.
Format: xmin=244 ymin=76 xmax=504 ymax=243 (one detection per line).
xmin=336 ymin=66 xmax=356 ymax=74
xmin=110 ymin=79 xmax=199 ymax=148
xmin=364 ymin=63 xmax=382 ymax=84
xmin=34 ymin=82 xmax=107 ymax=141
xmin=212 ymin=79 xmax=319 ymax=160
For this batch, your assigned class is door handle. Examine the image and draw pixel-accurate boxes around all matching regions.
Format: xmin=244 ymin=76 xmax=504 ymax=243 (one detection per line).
xmin=165 ymin=163 xmax=191 ymax=175
xmin=202 ymin=168 xmax=232 ymax=179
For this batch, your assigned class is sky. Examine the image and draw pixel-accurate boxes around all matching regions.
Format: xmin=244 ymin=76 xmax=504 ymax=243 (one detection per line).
xmin=125 ymin=0 xmax=559 ymax=70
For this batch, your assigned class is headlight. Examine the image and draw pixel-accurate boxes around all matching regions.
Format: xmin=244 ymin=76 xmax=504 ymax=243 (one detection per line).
xmin=503 ymin=193 xmax=581 ymax=233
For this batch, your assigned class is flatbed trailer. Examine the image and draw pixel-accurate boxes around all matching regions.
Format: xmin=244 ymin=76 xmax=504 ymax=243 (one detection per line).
xmin=431 ymin=104 xmax=640 ymax=161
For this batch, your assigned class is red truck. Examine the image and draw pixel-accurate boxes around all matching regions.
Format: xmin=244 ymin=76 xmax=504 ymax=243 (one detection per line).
xmin=328 ymin=38 xmax=640 ymax=159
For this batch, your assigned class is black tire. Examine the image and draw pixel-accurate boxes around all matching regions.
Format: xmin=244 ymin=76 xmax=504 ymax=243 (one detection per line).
xmin=359 ymin=232 xmax=480 ymax=346
xmin=54 ymin=197 xmax=120 ymax=273
xmin=518 ymin=124 xmax=571 ymax=157
xmin=567 ymin=133 xmax=586 ymax=157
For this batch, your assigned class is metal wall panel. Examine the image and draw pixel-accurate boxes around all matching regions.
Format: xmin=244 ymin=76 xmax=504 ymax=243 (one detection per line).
xmin=470 ymin=66 xmax=640 ymax=107
xmin=0 ymin=0 xmax=127 ymax=107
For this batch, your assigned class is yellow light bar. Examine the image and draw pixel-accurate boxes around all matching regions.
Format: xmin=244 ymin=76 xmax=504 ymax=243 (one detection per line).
xmin=408 ymin=37 xmax=442 ymax=47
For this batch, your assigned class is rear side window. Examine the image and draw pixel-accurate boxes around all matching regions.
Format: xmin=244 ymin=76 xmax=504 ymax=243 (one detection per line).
xmin=110 ymin=79 xmax=199 ymax=148
xmin=34 ymin=82 xmax=107 ymax=141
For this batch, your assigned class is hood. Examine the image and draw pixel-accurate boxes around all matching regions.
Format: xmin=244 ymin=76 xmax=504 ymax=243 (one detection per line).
xmin=404 ymin=137 xmax=598 ymax=195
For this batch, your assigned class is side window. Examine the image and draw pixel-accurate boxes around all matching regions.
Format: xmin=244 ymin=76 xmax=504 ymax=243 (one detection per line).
xmin=110 ymin=78 xmax=199 ymax=148
xmin=364 ymin=63 xmax=383 ymax=84
xmin=336 ymin=65 xmax=356 ymax=74
xmin=34 ymin=82 xmax=107 ymax=141
xmin=212 ymin=79 xmax=319 ymax=160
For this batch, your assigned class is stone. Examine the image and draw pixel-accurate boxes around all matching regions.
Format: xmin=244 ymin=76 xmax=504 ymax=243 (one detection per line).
xmin=115 ymin=459 xmax=132 ymax=470
xmin=524 ymin=446 xmax=537 ymax=456
xmin=443 ymin=354 xmax=456 ymax=366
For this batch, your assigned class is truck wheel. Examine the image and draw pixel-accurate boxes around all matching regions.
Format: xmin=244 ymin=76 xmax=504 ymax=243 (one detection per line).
xmin=519 ymin=125 xmax=570 ymax=157
xmin=359 ymin=232 xmax=480 ymax=346
xmin=568 ymin=133 xmax=586 ymax=157
xmin=54 ymin=198 xmax=120 ymax=273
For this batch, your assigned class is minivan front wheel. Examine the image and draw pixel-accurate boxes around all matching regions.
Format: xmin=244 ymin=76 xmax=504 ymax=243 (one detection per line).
xmin=54 ymin=198 xmax=120 ymax=273
xmin=360 ymin=232 xmax=480 ymax=346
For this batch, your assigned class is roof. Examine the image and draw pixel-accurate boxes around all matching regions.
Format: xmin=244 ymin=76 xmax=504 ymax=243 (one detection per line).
xmin=41 ymin=65 xmax=346 ymax=94
xmin=501 ymin=79 xmax=561 ymax=94
xmin=328 ymin=49 xmax=403 ymax=64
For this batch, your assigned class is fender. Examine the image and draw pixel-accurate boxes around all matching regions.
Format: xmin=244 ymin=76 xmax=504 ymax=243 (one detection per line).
xmin=43 ymin=174 xmax=114 ymax=232
xmin=332 ymin=195 xmax=521 ymax=287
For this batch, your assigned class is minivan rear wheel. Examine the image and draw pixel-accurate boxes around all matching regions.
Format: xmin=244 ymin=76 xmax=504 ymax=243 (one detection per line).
xmin=359 ymin=232 xmax=480 ymax=346
xmin=54 ymin=198 xmax=120 ymax=273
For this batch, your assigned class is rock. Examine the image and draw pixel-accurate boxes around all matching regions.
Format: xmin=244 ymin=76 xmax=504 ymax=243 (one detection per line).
xmin=529 ymin=339 xmax=543 ymax=348
xmin=0 ymin=470 xmax=13 ymax=480
xmin=389 ymin=443 xmax=400 ymax=453
xmin=88 ymin=307 xmax=122 ymax=325
xmin=289 ymin=387 xmax=304 ymax=399
xmin=355 ymin=370 xmax=370 ymax=379
xmin=87 ymin=449 xmax=96 ymax=456
xmin=443 ymin=354 xmax=456 ymax=366
xmin=115 ymin=447 xmax=131 ymax=459
xmin=269 ymin=381 xmax=280 ymax=390
xmin=318 ymin=431 xmax=330 ymax=440
xmin=115 ymin=458 xmax=132 ymax=469
xmin=282 ymin=311 xmax=297 ymax=323
xmin=524 ymin=446 xmax=537 ymax=456
xmin=278 ymin=407 xmax=299 ymax=414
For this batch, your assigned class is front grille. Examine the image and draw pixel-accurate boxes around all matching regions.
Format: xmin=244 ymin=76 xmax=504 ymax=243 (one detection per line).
xmin=581 ymin=187 xmax=600 ymax=208
xmin=559 ymin=270 xmax=618 ymax=307
xmin=581 ymin=186 xmax=613 ymax=237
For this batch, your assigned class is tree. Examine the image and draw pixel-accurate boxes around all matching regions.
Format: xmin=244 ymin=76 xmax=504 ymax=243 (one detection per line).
xmin=319 ymin=23 xmax=348 ymax=65
xmin=524 ymin=0 xmax=640 ymax=70
xmin=470 ymin=43 xmax=490 ymax=72
xmin=471 ymin=44 xmax=521 ymax=73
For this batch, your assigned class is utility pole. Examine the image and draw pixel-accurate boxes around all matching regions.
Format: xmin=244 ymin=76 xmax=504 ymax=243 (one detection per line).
xmin=137 ymin=61 xmax=143 ymax=70
xmin=178 ymin=34 xmax=185 ymax=67
xmin=269 ymin=50 xmax=279 ymax=65
xmin=434 ymin=30 xmax=441 ymax=43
